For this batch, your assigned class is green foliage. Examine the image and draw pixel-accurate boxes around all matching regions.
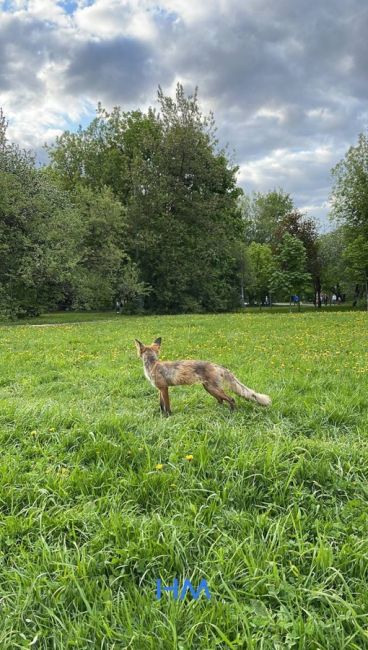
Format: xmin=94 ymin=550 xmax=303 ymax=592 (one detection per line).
xmin=4 ymin=100 xmax=368 ymax=317
xmin=330 ymin=131 xmax=368 ymax=308
xmin=275 ymin=210 xmax=319 ymax=274
xmin=319 ymin=228 xmax=348 ymax=293
xmin=241 ymin=189 xmax=294 ymax=244
xmin=245 ymin=242 xmax=275 ymax=303
xmin=46 ymin=105 xmax=161 ymax=200
xmin=47 ymin=85 xmax=243 ymax=313
xmin=331 ymin=132 xmax=368 ymax=233
xmin=0 ymin=119 xmax=78 ymax=316
xmin=274 ymin=209 xmax=320 ymax=302
xmin=240 ymin=195 xmax=320 ymax=302
xmin=344 ymin=235 xmax=368 ymax=309
xmin=116 ymin=261 xmax=151 ymax=311
xmin=344 ymin=235 xmax=368 ymax=280
xmin=271 ymin=233 xmax=311 ymax=301
xmin=70 ymin=186 xmax=127 ymax=310
xmin=0 ymin=111 xmax=149 ymax=316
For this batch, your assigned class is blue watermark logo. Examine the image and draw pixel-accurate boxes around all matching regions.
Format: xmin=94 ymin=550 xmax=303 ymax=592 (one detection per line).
xmin=156 ymin=578 xmax=211 ymax=601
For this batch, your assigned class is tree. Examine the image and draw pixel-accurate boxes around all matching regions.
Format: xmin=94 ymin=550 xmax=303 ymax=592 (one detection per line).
xmin=274 ymin=210 xmax=320 ymax=305
xmin=331 ymin=132 xmax=368 ymax=234
xmin=47 ymin=85 xmax=243 ymax=313
xmin=241 ymin=189 xmax=294 ymax=244
xmin=234 ymin=240 xmax=250 ymax=305
xmin=330 ymin=132 xmax=368 ymax=308
xmin=0 ymin=110 xmax=147 ymax=316
xmin=0 ymin=113 xmax=79 ymax=316
xmin=318 ymin=228 xmax=348 ymax=299
xmin=46 ymin=105 xmax=162 ymax=201
xmin=68 ymin=186 xmax=127 ymax=309
xmin=270 ymin=233 xmax=311 ymax=309
xmin=245 ymin=242 xmax=275 ymax=306
xmin=115 ymin=261 xmax=151 ymax=312
xmin=343 ymin=235 xmax=368 ymax=310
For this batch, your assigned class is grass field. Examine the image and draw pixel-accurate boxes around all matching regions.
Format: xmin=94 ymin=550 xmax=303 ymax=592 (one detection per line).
xmin=0 ymin=311 xmax=367 ymax=649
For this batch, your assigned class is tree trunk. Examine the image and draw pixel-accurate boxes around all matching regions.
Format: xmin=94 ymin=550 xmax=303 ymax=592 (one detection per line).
xmin=315 ymin=276 xmax=321 ymax=308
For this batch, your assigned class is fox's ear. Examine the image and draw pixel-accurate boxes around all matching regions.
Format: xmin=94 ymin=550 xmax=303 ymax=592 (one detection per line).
xmin=154 ymin=337 xmax=162 ymax=346
xmin=134 ymin=339 xmax=144 ymax=356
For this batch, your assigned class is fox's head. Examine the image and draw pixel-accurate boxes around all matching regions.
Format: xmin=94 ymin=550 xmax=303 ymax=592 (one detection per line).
xmin=134 ymin=337 xmax=161 ymax=358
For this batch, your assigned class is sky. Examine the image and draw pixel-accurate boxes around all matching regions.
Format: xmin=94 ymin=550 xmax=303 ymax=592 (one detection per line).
xmin=1 ymin=0 xmax=368 ymax=229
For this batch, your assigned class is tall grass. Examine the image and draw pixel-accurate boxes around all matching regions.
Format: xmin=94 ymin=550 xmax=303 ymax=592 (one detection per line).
xmin=0 ymin=311 xmax=367 ymax=648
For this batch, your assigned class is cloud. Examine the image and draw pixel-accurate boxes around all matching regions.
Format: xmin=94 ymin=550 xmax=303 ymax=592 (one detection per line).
xmin=1 ymin=0 xmax=367 ymax=225
xmin=237 ymin=144 xmax=340 ymax=218
xmin=64 ymin=37 xmax=159 ymax=104
xmin=74 ymin=0 xmax=158 ymax=40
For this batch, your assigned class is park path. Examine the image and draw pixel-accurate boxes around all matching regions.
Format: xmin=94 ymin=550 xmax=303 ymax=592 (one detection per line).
xmin=28 ymin=319 xmax=116 ymax=327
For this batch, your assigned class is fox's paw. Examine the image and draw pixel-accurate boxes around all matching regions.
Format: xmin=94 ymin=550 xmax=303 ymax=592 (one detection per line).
xmin=160 ymin=409 xmax=172 ymax=417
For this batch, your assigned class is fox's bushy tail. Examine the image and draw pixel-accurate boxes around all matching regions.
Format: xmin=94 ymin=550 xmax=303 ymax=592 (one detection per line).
xmin=224 ymin=370 xmax=272 ymax=406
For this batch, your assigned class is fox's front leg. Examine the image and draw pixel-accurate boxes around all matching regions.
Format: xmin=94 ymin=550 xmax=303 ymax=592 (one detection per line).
xmin=159 ymin=387 xmax=172 ymax=416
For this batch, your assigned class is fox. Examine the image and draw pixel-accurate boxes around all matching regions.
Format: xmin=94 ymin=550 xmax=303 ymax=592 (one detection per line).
xmin=134 ymin=337 xmax=271 ymax=415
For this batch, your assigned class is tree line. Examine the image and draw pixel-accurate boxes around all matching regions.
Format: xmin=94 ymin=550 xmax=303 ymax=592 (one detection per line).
xmin=1 ymin=85 xmax=367 ymax=317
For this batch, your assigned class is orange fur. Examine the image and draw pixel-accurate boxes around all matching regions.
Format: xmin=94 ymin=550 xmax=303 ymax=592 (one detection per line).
xmin=135 ymin=337 xmax=271 ymax=415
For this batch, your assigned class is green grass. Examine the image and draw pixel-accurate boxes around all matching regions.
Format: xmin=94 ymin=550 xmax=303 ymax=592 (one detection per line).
xmin=1 ymin=301 xmax=363 ymax=328
xmin=0 ymin=310 xmax=116 ymax=326
xmin=0 ymin=311 xmax=367 ymax=649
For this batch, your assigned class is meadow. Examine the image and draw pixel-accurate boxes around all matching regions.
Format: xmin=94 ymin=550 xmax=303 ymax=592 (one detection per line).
xmin=0 ymin=311 xmax=367 ymax=649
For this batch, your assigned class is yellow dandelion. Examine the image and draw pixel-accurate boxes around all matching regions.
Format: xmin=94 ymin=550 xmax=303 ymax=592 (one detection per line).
xmin=30 ymin=430 xmax=37 ymax=436
xmin=49 ymin=427 xmax=55 ymax=432
xmin=185 ymin=454 xmax=194 ymax=461
xmin=155 ymin=463 xmax=164 ymax=471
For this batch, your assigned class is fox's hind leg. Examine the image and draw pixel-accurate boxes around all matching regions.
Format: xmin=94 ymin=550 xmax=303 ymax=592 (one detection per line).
xmin=159 ymin=387 xmax=172 ymax=416
xmin=203 ymin=384 xmax=222 ymax=404
xmin=203 ymin=383 xmax=236 ymax=411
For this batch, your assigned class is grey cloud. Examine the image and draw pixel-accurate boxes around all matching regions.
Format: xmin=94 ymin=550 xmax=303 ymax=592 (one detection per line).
xmin=64 ymin=37 xmax=166 ymax=104
xmin=0 ymin=14 xmax=74 ymax=110
xmin=155 ymin=0 xmax=367 ymax=224
xmin=167 ymin=0 xmax=367 ymax=112
xmin=0 ymin=17 xmax=46 ymax=94
xmin=1 ymin=0 xmax=368 ymax=227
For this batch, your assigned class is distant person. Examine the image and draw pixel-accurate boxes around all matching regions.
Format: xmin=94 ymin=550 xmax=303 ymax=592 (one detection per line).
xmin=331 ymin=293 xmax=337 ymax=305
xmin=115 ymin=299 xmax=121 ymax=314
